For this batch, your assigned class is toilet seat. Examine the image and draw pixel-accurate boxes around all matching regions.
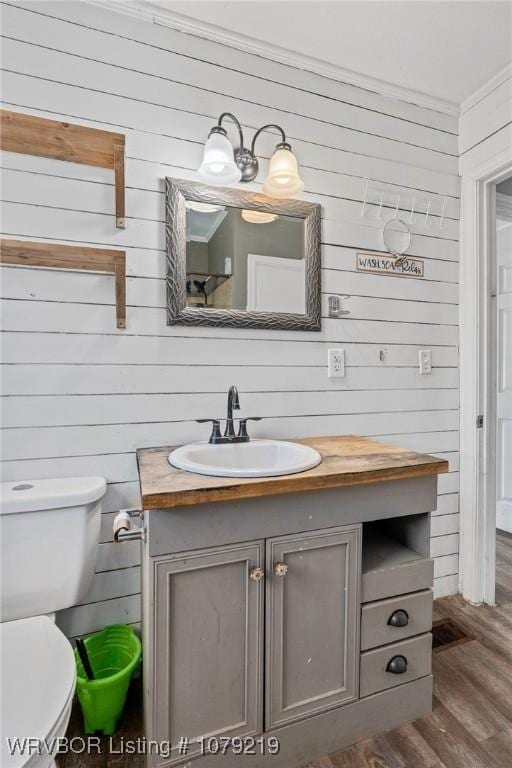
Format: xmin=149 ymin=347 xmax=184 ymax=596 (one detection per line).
xmin=1 ymin=616 xmax=76 ymax=768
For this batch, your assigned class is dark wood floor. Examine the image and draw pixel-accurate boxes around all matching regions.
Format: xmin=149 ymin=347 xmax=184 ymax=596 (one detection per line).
xmin=60 ymin=532 xmax=512 ymax=768
xmin=308 ymin=530 xmax=512 ymax=768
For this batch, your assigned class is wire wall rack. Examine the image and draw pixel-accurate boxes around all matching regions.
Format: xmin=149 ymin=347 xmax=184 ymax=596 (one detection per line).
xmin=360 ymin=178 xmax=449 ymax=231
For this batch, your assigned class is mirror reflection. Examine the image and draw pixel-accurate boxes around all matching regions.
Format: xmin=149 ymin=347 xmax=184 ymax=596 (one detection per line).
xmin=185 ymin=201 xmax=305 ymax=313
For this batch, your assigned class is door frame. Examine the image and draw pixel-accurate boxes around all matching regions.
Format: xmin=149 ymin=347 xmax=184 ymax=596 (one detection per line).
xmin=459 ymin=146 xmax=512 ymax=605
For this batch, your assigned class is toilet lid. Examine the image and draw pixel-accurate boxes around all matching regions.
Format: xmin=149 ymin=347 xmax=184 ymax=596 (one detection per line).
xmin=1 ymin=616 xmax=76 ymax=768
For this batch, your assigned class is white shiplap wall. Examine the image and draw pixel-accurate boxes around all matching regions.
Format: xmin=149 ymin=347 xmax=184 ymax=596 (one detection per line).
xmin=459 ymin=68 xmax=512 ymax=162
xmin=0 ymin=0 xmax=460 ymax=637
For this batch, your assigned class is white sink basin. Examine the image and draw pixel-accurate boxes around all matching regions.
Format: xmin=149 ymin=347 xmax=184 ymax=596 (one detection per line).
xmin=168 ymin=439 xmax=322 ymax=478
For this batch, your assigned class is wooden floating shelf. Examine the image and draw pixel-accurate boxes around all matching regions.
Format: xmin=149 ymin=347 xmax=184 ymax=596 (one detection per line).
xmin=0 ymin=239 xmax=127 ymax=329
xmin=0 ymin=110 xmax=126 ymax=228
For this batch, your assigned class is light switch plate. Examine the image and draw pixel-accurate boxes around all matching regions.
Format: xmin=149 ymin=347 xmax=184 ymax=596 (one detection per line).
xmin=328 ymin=348 xmax=345 ymax=378
xmin=419 ymin=349 xmax=432 ymax=375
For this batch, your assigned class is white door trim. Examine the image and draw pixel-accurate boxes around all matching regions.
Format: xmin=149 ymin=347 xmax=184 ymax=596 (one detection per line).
xmin=459 ymin=146 xmax=512 ymax=605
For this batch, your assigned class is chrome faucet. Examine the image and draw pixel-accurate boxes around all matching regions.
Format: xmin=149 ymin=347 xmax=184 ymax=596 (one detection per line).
xmin=197 ymin=385 xmax=261 ymax=444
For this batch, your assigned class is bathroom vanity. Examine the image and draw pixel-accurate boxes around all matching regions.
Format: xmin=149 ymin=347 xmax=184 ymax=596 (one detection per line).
xmin=137 ymin=436 xmax=448 ymax=768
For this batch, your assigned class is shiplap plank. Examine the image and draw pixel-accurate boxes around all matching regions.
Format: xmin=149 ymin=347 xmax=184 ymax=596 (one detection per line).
xmin=1 ymin=411 xmax=459 ymax=460
xmin=0 ymin=331 xmax=459 ymax=367
xmin=433 ymin=573 xmax=459 ymax=597
xmin=439 ymin=452 xmax=459 ymax=472
xmin=433 ymin=493 xmax=459 ymax=516
xmin=0 ymin=259 xmax=459 ymax=306
xmin=434 ymin=554 xmax=459 ymax=579
xmin=99 ymin=482 xmax=141 ymax=516
xmin=1 ymin=389 xmax=459 ymax=427
xmin=431 ymin=533 xmax=459 ymax=558
xmin=460 ymin=76 xmax=512 ymax=155
xmin=1 ymin=363 xmax=459 ymax=396
xmin=57 ymin=594 xmax=140 ymax=637
xmin=437 ymin=472 xmax=460 ymax=495
xmin=0 ymin=300 xmax=461 ymax=346
xmin=95 ymin=540 xmax=141 ymax=573
xmin=77 ymin=566 xmax=141 ymax=606
xmin=0 ymin=271 xmax=458 ymax=325
xmin=431 ymin=513 xmax=460 ymax=537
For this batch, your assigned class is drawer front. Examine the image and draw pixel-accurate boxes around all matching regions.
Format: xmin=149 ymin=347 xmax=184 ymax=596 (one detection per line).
xmin=360 ymin=633 xmax=432 ymax=698
xmin=362 ymin=557 xmax=434 ymax=603
xmin=361 ymin=590 xmax=433 ymax=651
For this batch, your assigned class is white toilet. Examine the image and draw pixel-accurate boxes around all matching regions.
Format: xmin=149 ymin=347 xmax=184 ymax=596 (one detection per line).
xmin=0 ymin=476 xmax=107 ymax=768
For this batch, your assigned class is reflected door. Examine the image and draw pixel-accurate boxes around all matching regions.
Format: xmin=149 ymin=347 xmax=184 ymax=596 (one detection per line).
xmin=246 ymin=254 xmax=306 ymax=313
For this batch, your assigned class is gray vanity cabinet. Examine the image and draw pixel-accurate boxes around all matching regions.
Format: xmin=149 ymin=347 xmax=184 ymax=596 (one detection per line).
xmin=140 ymin=439 xmax=445 ymax=768
xmin=265 ymin=526 xmax=361 ymax=729
xmin=152 ymin=541 xmax=265 ymax=763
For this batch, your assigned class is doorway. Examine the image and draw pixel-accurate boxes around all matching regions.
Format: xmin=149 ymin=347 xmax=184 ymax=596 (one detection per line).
xmin=459 ymin=151 xmax=512 ymax=606
xmin=494 ymin=180 xmax=512 ymax=603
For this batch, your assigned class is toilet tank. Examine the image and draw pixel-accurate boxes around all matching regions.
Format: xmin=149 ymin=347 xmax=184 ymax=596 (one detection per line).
xmin=0 ymin=477 xmax=106 ymax=622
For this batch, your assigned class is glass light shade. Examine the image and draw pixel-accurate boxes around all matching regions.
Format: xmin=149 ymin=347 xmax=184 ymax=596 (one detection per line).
xmin=262 ymin=147 xmax=304 ymax=198
xmin=197 ymin=131 xmax=242 ymax=185
xmin=241 ymin=209 xmax=278 ymax=224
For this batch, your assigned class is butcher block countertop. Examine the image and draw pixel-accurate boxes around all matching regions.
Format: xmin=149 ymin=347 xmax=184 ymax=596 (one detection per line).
xmin=137 ymin=435 xmax=448 ymax=510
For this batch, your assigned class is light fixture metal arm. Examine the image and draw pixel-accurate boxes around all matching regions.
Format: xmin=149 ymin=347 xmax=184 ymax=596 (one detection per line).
xmin=250 ymin=124 xmax=288 ymax=154
xmin=217 ymin=112 xmax=245 ymax=152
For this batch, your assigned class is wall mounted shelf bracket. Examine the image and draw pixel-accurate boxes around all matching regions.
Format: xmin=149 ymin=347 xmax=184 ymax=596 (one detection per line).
xmin=0 ymin=110 xmax=126 ymax=228
xmin=0 ymin=239 xmax=127 ymax=328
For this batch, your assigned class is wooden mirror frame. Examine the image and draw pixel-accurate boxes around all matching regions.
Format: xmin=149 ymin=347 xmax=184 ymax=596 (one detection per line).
xmin=166 ymin=178 xmax=321 ymax=331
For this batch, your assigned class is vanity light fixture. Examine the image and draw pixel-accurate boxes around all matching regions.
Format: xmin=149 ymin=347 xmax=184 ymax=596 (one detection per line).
xmin=241 ymin=210 xmax=278 ymax=224
xmin=197 ymin=112 xmax=304 ymax=198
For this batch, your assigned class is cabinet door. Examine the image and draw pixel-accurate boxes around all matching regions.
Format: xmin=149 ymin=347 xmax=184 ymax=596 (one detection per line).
xmin=153 ymin=541 xmax=264 ymax=763
xmin=266 ymin=525 xmax=361 ymax=729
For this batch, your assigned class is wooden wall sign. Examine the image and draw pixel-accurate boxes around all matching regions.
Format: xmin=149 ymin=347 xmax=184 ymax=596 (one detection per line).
xmin=0 ymin=110 xmax=126 ymax=228
xmin=0 ymin=239 xmax=127 ymax=328
xmin=356 ymin=251 xmax=424 ymax=278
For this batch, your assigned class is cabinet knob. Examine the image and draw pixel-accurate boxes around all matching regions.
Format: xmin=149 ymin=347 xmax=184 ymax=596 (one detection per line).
xmin=273 ymin=561 xmax=289 ymax=577
xmin=387 ymin=609 xmax=409 ymax=628
xmin=249 ymin=566 xmax=265 ymax=582
xmin=386 ymin=655 xmax=408 ymax=674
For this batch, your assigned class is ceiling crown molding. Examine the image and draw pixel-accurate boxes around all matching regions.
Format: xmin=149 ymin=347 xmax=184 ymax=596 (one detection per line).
xmin=461 ymin=63 xmax=512 ymax=115
xmin=92 ymin=0 xmax=460 ymax=117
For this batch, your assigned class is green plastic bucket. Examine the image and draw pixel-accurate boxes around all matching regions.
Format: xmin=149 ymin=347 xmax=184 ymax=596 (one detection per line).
xmin=74 ymin=624 xmax=142 ymax=735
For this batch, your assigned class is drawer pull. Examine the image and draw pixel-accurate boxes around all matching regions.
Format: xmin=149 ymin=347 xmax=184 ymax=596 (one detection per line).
xmin=386 ymin=655 xmax=408 ymax=675
xmin=387 ymin=609 xmax=409 ymax=628
xmin=273 ymin=561 xmax=289 ymax=577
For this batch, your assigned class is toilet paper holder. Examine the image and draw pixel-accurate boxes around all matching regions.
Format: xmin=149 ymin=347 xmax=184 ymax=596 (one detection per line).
xmin=113 ymin=509 xmax=144 ymax=542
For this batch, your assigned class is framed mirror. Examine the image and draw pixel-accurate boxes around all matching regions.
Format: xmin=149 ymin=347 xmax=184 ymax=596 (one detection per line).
xmin=166 ymin=178 xmax=321 ymax=330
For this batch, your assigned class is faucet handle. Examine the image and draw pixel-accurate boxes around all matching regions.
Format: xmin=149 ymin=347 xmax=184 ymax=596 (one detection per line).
xmin=197 ymin=419 xmax=222 ymax=443
xmin=238 ymin=417 xmax=262 ymax=439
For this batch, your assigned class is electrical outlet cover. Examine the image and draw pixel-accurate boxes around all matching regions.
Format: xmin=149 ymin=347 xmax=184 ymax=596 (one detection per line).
xmin=328 ymin=348 xmax=345 ymax=378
